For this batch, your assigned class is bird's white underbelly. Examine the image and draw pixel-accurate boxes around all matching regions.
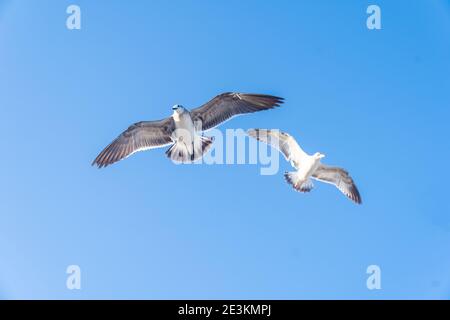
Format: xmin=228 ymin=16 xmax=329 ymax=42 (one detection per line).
xmin=297 ymin=159 xmax=321 ymax=180
xmin=173 ymin=113 xmax=196 ymax=147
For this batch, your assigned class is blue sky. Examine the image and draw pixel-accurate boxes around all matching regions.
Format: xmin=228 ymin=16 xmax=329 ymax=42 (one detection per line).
xmin=0 ymin=0 xmax=449 ymax=299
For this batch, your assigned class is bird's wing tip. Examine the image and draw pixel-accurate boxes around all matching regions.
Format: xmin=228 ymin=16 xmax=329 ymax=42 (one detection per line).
xmin=91 ymin=160 xmax=106 ymax=169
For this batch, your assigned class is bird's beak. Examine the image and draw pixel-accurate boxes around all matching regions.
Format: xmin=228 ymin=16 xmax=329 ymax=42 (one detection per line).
xmin=172 ymin=106 xmax=178 ymax=110
xmin=320 ymin=154 xmax=326 ymax=159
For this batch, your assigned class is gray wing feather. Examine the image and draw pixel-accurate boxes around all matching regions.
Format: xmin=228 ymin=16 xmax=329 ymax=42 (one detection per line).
xmin=247 ymin=129 xmax=307 ymax=166
xmin=92 ymin=117 xmax=175 ymax=168
xmin=191 ymin=92 xmax=284 ymax=131
xmin=312 ymin=164 xmax=362 ymax=204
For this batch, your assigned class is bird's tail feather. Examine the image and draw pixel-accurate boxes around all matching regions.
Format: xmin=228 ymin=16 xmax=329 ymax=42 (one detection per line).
xmin=166 ymin=135 xmax=214 ymax=163
xmin=284 ymin=172 xmax=314 ymax=192
xmin=193 ymin=135 xmax=214 ymax=161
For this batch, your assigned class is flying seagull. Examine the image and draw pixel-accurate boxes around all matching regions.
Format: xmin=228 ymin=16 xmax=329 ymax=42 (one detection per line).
xmin=247 ymin=129 xmax=362 ymax=204
xmin=92 ymin=93 xmax=284 ymax=168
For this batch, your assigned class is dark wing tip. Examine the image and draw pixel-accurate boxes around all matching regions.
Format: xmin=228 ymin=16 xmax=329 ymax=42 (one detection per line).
xmin=92 ymin=152 xmax=105 ymax=168
xmin=91 ymin=140 xmax=124 ymax=169
xmin=336 ymin=168 xmax=362 ymax=205
xmin=228 ymin=93 xmax=284 ymax=108
xmin=91 ymin=152 xmax=111 ymax=169
xmin=92 ymin=153 xmax=104 ymax=168
xmin=91 ymin=159 xmax=100 ymax=168
xmin=92 ymin=157 xmax=109 ymax=169
xmin=239 ymin=93 xmax=285 ymax=108
xmin=350 ymin=184 xmax=362 ymax=205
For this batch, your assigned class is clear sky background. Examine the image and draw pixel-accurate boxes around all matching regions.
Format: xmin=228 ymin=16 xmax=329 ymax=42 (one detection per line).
xmin=0 ymin=0 xmax=449 ymax=299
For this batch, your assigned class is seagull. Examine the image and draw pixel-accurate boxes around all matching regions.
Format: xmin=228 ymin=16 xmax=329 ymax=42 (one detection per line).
xmin=247 ymin=129 xmax=362 ymax=204
xmin=93 ymin=93 xmax=284 ymax=168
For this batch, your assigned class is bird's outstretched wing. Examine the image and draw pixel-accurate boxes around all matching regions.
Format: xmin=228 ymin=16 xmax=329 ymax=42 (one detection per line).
xmin=312 ymin=164 xmax=362 ymax=204
xmin=92 ymin=118 xmax=175 ymax=168
xmin=247 ymin=129 xmax=308 ymax=166
xmin=191 ymin=93 xmax=284 ymax=131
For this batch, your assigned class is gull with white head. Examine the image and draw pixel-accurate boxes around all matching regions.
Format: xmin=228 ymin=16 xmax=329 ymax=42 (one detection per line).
xmin=92 ymin=93 xmax=284 ymax=168
xmin=247 ymin=129 xmax=362 ymax=204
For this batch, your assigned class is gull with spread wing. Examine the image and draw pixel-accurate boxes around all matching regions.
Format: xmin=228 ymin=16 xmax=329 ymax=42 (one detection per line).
xmin=93 ymin=93 xmax=284 ymax=168
xmin=247 ymin=129 xmax=362 ymax=204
